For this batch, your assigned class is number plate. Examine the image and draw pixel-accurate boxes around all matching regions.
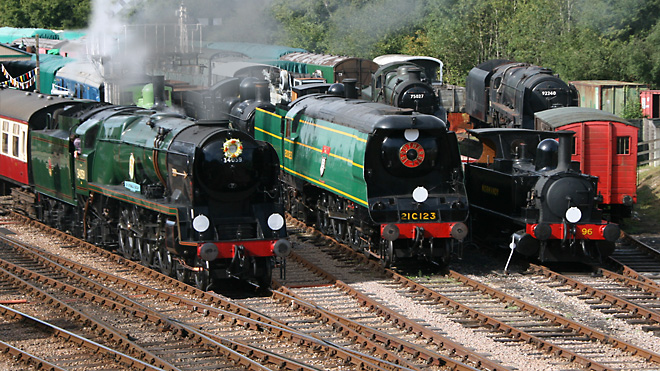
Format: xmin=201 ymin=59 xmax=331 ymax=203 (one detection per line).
xmin=399 ymin=211 xmax=438 ymax=221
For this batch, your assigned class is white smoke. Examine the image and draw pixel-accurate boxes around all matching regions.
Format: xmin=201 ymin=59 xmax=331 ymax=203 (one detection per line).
xmin=84 ymin=0 xmax=151 ymax=80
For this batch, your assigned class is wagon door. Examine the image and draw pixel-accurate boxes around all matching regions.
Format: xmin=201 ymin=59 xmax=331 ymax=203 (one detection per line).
xmin=580 ymin=122 xmax=612 ymax=204
xmin=611 ymin=122 xmax=638 ymax=206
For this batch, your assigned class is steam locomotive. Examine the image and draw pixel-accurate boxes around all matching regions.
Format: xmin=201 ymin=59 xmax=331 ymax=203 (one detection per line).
xmin=462 ymin=128 xmax=620 ymax=263
xmin=361 ymin=61 xmax=445 ymax=119
xmin=0 ymin=86 xmax=289 ymax=289
xmin=466 ymin=60 xmax=578 ymax=129
xmin=232 ymin=81 xmax=469 ymax=266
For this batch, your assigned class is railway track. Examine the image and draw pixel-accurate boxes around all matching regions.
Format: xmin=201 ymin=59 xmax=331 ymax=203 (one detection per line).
xmin=0 ymin=228 xmax=315 ymax=370
xmin=527 ymin=263 xmax=660 ymax=334
xmin=609 ymin=233 xmax=660 ymax=286
xmin=281 ymin=217 xmax=660 ymax=371
xmin=0 ymin=303 xmax=161 ymax=371
xmin=0 ymin=213 xmax=405 ymax=370
xmin=5 ymin=209 xmax=660 ymax=370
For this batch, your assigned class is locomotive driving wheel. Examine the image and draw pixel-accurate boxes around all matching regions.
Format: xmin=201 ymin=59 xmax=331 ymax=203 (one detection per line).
xmin=157 ymin=246 xmax=175 ymax=277
xmin=139 ymin=229 xmax=157 ymax=268
xmin=118 ymin=207 xmax=140 ymax=260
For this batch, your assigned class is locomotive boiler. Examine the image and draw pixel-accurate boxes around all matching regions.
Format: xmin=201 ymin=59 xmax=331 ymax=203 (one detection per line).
xmin=0 ymin=86 xmax=289 ymax=289
xmin=466 ymin=60 xmax=578 ymax=129
xmin=462 ymin=128 xmax=620 ymax=263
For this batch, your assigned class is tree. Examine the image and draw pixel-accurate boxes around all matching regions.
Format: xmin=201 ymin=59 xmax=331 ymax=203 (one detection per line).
xmin=270 ymin=0 xmax=335 ymax=52
xmin=0 ymin=0 xmax=91 ymax=29
xmin=622 ymin=99 xmax=644 ymax=119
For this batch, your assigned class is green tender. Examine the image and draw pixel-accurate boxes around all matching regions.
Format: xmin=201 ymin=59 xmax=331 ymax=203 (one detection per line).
xmin=254 ymin=106 xmax=369 ymax=206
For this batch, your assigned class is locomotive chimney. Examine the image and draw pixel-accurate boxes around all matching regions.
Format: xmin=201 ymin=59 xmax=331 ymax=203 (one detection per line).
xmin=152 ymin=75 xmax=167 ymax=111
xmin=409 ymin=67 xmax=422 ymax=82
xmin=398 ymin=66 xmax=423 ymax=82
xmin=343 ymin=78 xmax=358 ymax=99
xmin=254 ymin=80 xmax=269 ymax=102
xmin=556 ymin=132 xmax=572 ymax=171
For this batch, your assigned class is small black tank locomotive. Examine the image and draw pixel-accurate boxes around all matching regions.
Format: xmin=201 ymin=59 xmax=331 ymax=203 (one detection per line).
xmin=462 ymin=128 xmax=620 ymax=263
xmin=466 ymin=60 xmax=578 ymax=129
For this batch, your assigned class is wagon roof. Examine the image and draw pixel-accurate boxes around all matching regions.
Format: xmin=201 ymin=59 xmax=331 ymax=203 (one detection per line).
xmin=0 ymin=87 xmax=80 ymax=123
xmin=55 ymin=60 xmax=105 ymax=87
xmin=0 ymin=27 xmax=59 ymax=44
xmin=205 ymin=42 xmax=306 ymax=61
xmin=212 ymin=61 xmax=279 ymax=78
xmin=373 ymin=54 xmax=443 ymax=67
xmin=280 ymin=52 xmax=378 ymax=68
xmin=534 ymin=107 xmax=637 ymax=128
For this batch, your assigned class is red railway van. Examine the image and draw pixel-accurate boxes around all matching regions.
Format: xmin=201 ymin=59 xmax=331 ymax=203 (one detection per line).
xmin=534 ymin=107 xmax=638 ymax=221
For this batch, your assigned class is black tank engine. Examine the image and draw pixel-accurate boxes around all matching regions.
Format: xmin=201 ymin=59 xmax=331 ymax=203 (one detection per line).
xmin=462 ymin=128 xmax=620 ymax=263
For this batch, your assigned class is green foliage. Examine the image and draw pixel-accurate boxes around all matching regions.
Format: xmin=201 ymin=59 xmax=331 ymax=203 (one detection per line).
xmin=625 ymin=166 xmax=660 ymax=233
xmin=270 ymin=0 xmax=334 ymax=52
xmin=0 ymin=0 xmax=90 ymax=29
xmin=268 ymin=0 xmax=660 ymax=87
xmin=621 ymin=99 xmax=644 ymax=119
xmin=5 ymin=0 xmax=660 ymax=88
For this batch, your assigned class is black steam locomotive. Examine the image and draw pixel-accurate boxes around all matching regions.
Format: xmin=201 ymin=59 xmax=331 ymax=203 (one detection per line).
xmin=462 ymin=128 xmax=620 ymax=263
xmin=0 ymin=86 xmax=289 ymax=289
xmin=466 ymin=60 xmax=578 ymax=129
xmin=362 ymin=62 xmax=444 ymax=118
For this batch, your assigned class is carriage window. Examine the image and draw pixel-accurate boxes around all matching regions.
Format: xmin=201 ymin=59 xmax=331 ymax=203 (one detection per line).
xmin=12 ymin=135 xmax=19 ymax=157
xmin=22 ymin=131 xmax=26 ymax=160
xmin=616 ymin=136 xmax=630 ymax=155
xmin=1 ymin=133 xmax=7 ymax=154
xmin=12 ymin=124 xmax=20 ymax=158
xmin=1 ymin=120 xmax=7 ymax=154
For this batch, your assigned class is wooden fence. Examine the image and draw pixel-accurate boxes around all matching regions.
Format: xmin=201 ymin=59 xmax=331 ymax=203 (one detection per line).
xmin=638 ymin=138 xmax=660 ymax=167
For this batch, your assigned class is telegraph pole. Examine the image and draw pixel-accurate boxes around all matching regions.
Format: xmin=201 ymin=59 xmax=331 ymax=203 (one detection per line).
xmin=35 ymin=34 xmax=40 ymax=93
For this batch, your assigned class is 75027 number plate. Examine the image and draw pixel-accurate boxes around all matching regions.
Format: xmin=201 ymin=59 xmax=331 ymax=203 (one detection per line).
xmin=400 ymin=211 xmax=438 ymax=221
